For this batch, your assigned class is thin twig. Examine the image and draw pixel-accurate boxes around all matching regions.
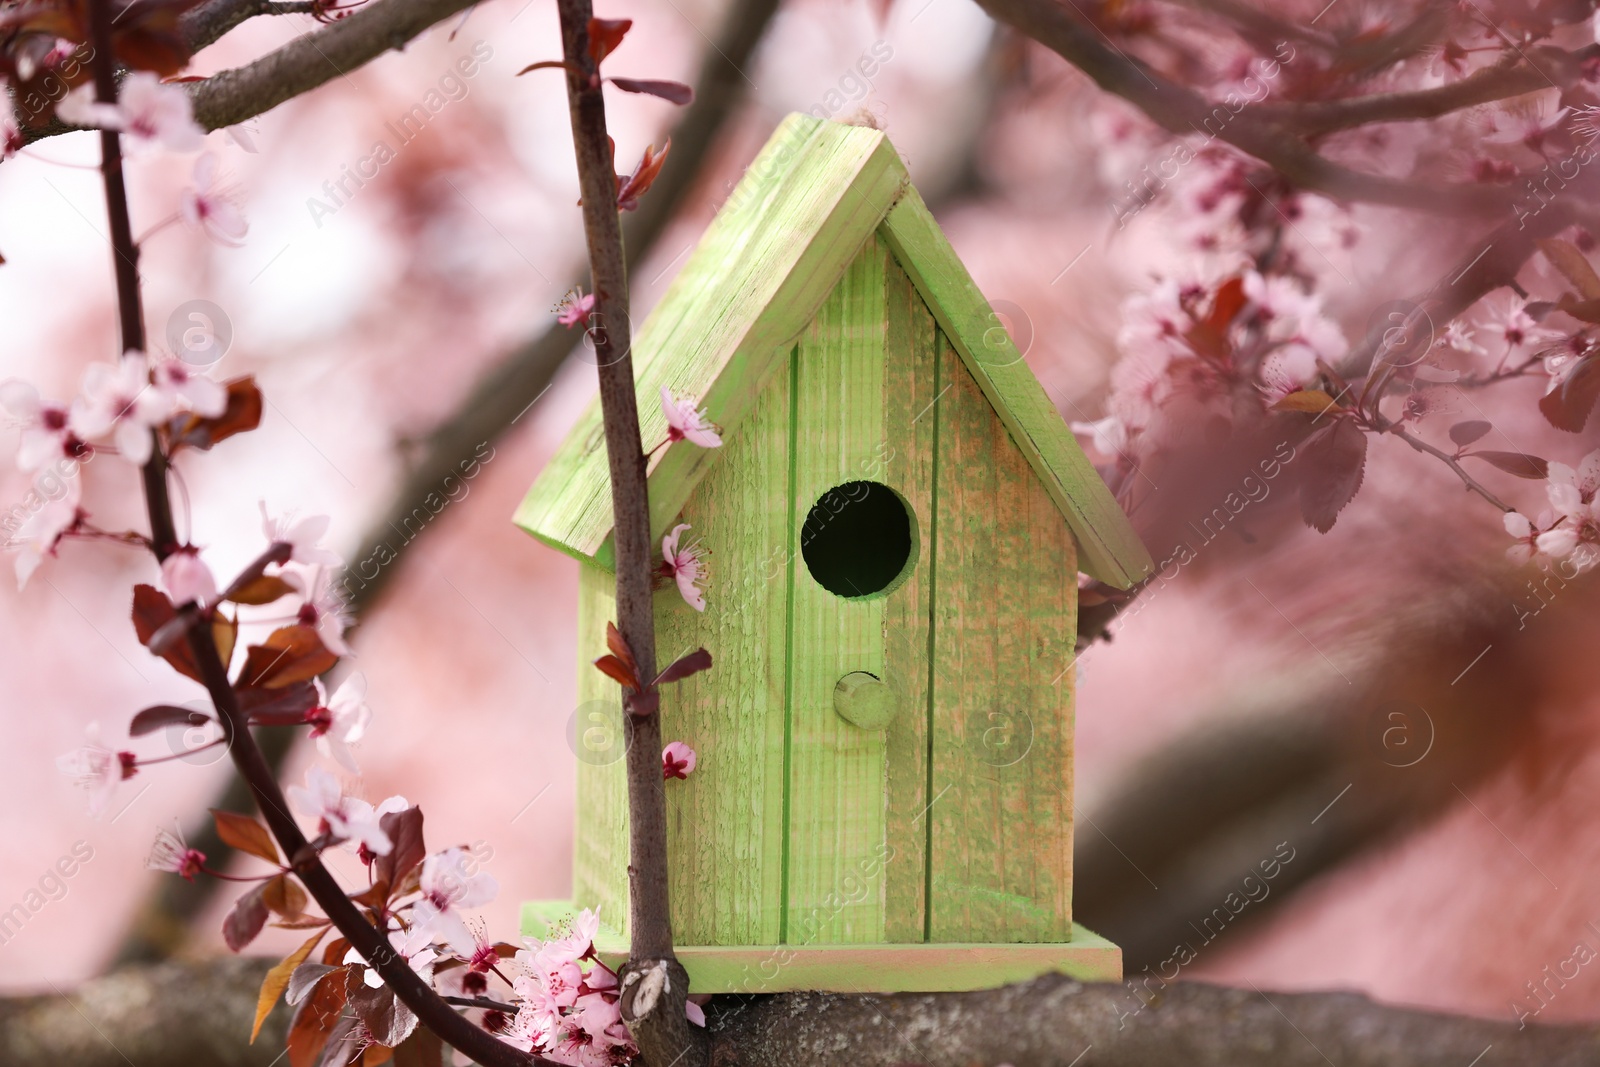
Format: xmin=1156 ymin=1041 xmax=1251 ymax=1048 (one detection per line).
xmin=1379 ymin=419 xmax=1515 ymax=513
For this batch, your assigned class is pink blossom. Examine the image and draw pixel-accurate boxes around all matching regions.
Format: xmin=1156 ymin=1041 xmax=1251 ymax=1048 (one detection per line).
xmin=662 ymin=741 xmax=697 ymax=780
xmin=69 ymin=352 xmax=174 ymax=466
xmin=179 ymin=153 xmax=248 ymax=247
xmin=9 ymin=476 xmax=82 ymax=589
xmin=152 ymin=357 xmax=227 ymax=417
xmin=1504 ymin=510 xmax=1547 ymax=565
xmin=555 ymin=289 xmax=595 ymax=328
xmin=0 ymin=380 xmax=87 ymax=471
xmin=408 ymin=846 xmax=499 ymax=956
xmin=661 ymin=523 xmax=707 ymax=612
xmin=161 ymin=546 xmax=217 ymax=607
xmin=659 ymin=387 xmax=722 ymax=448
xmin=1480 ymin=294 xmax=1558 ymax=353
xmin=1069 ymin=414 xmax=1127 ymax=457
xmin=56 ymin=724 xmax=136 ymax=818
xmin=57 ymin=73 xmax=205 ymax=153
xmin=287 ymin=767 xmax=391 ymax=855
xmin=1258 ymin=344 xmax=1321 ymax=404
xmin=285 ymin=565 xmax=352 ymax=655
xmin=260 ymin=503 xmax=343 ymax=566
xmin=345 ymin=925 xmax=439 ymax=988
xmin=147 ymin=824 xmax=206 ymax=880
xmin=307 ymin=674 xmax=371 ymax=772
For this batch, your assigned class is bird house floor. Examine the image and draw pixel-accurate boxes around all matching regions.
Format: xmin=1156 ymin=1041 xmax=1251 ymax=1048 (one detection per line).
xmin=521 ymin=900 xmax=1121 ymax=993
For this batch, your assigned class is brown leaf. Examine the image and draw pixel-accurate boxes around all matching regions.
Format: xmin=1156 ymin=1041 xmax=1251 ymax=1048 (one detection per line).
xmin=373 ymin=806 xmax=425 ymax=892
xmin=1183 ymin=276 xmax=1246 ymax=362
xmin=240 ymin=625 xmax=338 ymax=688
xmin=129 ymin=704 xmax=208 ymax=736
xmin=1298 ymin=419 xmax=1368 ymax=533
xmin=1539 ymin=238 xmax=1600 ymax=301
xmin=322 ymin=937 xmax=352 ymax=967
xmin=263 ymin=873 xmax=309 ymax=919
xmin=1540 ymin=354 xmax=1600 ymax=432
xmin=169 ymin=377 xmax=263 ymax=452
xmin=586 ymin=16 xmax=632 ymax=65
xmin=349 ymin=983 xmax=418 ymax=1049
xmin=609 ymin=77 xmax=693 ymax=105
xmin=274 ymin=916 xmax=335 ymax=930
xmin=287 ymin=967 xmax=350 ymax=1067
xmin=593 ymin=653 xmax=639 ymax=691
xmin=516 ymin=58 xmax=577 ymax=76
xmin=616 ymin=138 xmax=670 ymax=211
xmin=131 ymin=584 xmax=204 ymax=683
xmin=224 ymin=884 xmax=270 ymax=952
xmin=227 ymin=574 xmax=298 ymax=606
xmin=286 ymin=962 xmax=338 ymax=1006
xmin=236 ymin=680 xmax=319 ymax=722
xmin=1448 ymin=420 xmax=1493 ymax=446
xmin=1465 ymin=450 xmax=1550 ymax=479
xmin=654 ymin=648 xmax=712 ymax=685
xmin=212 ymin=809 xmax=281 ymax=865
xmin=392 ymin=1030 xmax=444 ymax=1067
xmin=214 ymin=611 xmax=238 ymax=670
xmin=253 ymin=929 xmax=327 ymax=1042
xmin=1554 ymin=293 xmax=1600 ymax=324
xmin=1271 ymin=389 xmax=1344 ymax=415
xmin=364 ymin=1044 xmax=396 ymax=1067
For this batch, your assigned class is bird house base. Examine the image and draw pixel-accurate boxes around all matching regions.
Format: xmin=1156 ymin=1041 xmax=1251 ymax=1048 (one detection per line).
xmin=522 ymin=900 xmax=1122 ymax=993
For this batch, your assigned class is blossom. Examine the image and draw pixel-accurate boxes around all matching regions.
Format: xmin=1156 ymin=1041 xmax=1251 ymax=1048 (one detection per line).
xmin=69 ymin=352 xmax=173 ymax=466
xmin=260 ymin=503 xmax=343 ymax=566
xmin=555 ymin=289 xmax=595 ymax=328
xmin=1258 ymin=344 xmax=1321 ymax=405
xmin=659 ymin=387 xmax=722 ymax=448
xmin=407 ymin=846 xmax=499 ymax=956
xmin=0 ymin=380 xmax=88 ymax=471
xmin=345 ymin=925 xmax=439 ymax=988
xmin=1504 ymin=510 xmax=1547 ymax=565
xmin=285 ymin=565 xmax=352 ymax=655
xmin=161 ymin=546 xmax=217 ymax=607
xmin=1069 ymin=414 xmax=1127 ymax=457
xmin=662 ymin=741 xmax=696 ymax=780
xmin=57 ymin=73 xmax=205 ymax=153
xmin=1546 ymin=450 xmax=1600 ymax=515
xmin=287 ymin=767 xmax=391 ymax=855
xmin=56 ymin=724 xmax=136 ymax=818
xmin=151 ymin=357 xmax=227 ymax=417
xmin=307 ymin=674 xmax=371 ymax=772
xmin=1480 ymin=294 xmax=1558 ymax=353
xmin=10 ymin=476 xmax=82 ymax=590
xmin=661 ymin=524 xmax=707 ymax=612
xmin=179 ymin=153 xmax=248 ymax=247
xmin=147 ymin=824 xmax=206 ymax=880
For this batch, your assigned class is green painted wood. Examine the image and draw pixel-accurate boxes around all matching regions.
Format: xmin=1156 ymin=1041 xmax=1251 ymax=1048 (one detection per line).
xmin=926 ymin=339 xmax=1079 ymax=944
xmin=833 ymin=672 xmax=898 ymax=730
xmin=784 ymin=238 xmax=934 ymax=947
xmin=514 ymin=114 xmax=907 ymax=568
xmin=877 ymin=186 xmax=1153 ymax=589
xmin=570 ymin=563 xmax=631 ymax=940
xmin=652 ymin=363 xmax=793 ymax=946
xmin=523 ymin=902 xmax=1121 ymax=991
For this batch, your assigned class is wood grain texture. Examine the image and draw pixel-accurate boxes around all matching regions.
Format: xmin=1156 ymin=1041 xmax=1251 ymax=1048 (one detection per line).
xmin=514 ymin=114 xmax=907 ymax=567
xmin=571 ymin=562 xmax=631 ymax=939
xmin=926 ymin=340 xmax=1079 ymax=944
xmin=783 ymin=237 xmax=934 ymax=947
xmin=653 ymin=365 xmax=793 ymax=946
xmin=878 ymin=185 xmax=1153 ymax=588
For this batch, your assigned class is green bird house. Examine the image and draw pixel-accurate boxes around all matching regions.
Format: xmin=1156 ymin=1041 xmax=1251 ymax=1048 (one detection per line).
xmin=515 ymin=113 xmax=1153 ymax=993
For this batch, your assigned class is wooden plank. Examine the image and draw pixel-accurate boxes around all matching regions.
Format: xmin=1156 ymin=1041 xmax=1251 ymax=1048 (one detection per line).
xmin=652 ymin=360 xmax=793 ymax=946
xmin=926 ymin=338 xmax=1079 ymax=944
xmin=515 ymin=114 xmax=908 ymax=567
xmin=784 ymin=236 xmax=933 ymax=946
xmin=878 ymin=187 xmax=1153 ymax=589
xmin=570 ymin=562 xmax=631 ymax=939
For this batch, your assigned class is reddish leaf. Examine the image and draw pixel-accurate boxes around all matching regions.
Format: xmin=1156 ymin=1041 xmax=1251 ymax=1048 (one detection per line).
xmin=609 ymin=77 xmax=693 ymax=105
xmin=1297 ymin=419 xmax=1368 ymax=533
xmin=287 ymin=967 xmax=350 ymax=1067
xmin=349 ymin=881 xmax=390 ymax=909
xmin=273 ymin=916 xmax=335 ymax=930
xmin=1184 ymin=276 xmax=1246 ymax=362
xmin=227 ymin=574 xmax=298 ymax=606
xmin=212 ymin=809 xmax=282 ymax=864
xmin=516 ymin=58 xmax=578 ymax=76
xmin=322 ymin=938 xmax=352 ymax=967
xmin=131 ymin=584 xmax=204 ymax=683
xmin=594 ymin=653 xmax=640 ymax=691
xmin=350 ymin=983 xmax=418 ymax=1049
xmin=286 ymin=962 xmax=339 ymax=1006
xmin=129 ymin=704 xmax=208 ymax=736
xmin=263 ymin=873 xmax=309 ymax=918
xmin=586 ymin=16 xmax=632 ymax=66
xmin=1554 ymin=293 xmax=1600 ymax=324
xmin=616 ymin=138 xmax=670 ymax=212
xmin=236 ymin=680 xmax=319 ymax=722
xmin=374 ymin=806 xmax=425 ymax=891
xmin=1540 ymin=354 xmax=1600 ymax=432
xmin=392 ymin=1029 xmax=445 ymax=1067
xmin=1448 ymin=420 xmax=1492 ymax=447
xmin=239 ymin=625 xmax=338 ymax=688
xmin=169 ymin=377 xmax=263 ymax=452
xmin=224 ymin=883 xmax=270 ymax=951
xmin=1538 ymin=238 xmax=1600 ymax=300
xmin=214 ymin=611 xmax=239 ymax=670
xmin=1271 ymin=389 xmax=1344 ymax=415
xmin=1465 ymin=450 xmax=1550 ymax=479
xmin=253 ymin=929 xmax=327 ymax=1042
xmin=654 ymin=648 xmax=712 ymax=685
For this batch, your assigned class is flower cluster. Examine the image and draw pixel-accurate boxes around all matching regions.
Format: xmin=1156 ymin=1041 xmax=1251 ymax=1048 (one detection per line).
xmin=1505 ymin=449 xmax=1600 ymax=569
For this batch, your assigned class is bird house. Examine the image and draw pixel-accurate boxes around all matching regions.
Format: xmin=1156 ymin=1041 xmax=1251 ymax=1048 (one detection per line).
xmin=515 ymin=114 xmax=1152 ymax=992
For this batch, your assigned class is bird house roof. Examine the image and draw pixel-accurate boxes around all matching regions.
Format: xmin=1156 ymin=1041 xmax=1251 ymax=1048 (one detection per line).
xmin=515 ymin=114 xmax=1152 ymax=588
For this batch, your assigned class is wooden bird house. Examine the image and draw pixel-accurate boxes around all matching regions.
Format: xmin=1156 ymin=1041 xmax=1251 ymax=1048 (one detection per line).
xmin=515 ymin=114 xmax=1152 ymax=992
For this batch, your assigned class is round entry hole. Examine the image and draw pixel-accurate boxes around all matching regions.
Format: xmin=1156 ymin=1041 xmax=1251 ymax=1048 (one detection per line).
xmin=801 ymin=481 xmax=914 ymax=598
